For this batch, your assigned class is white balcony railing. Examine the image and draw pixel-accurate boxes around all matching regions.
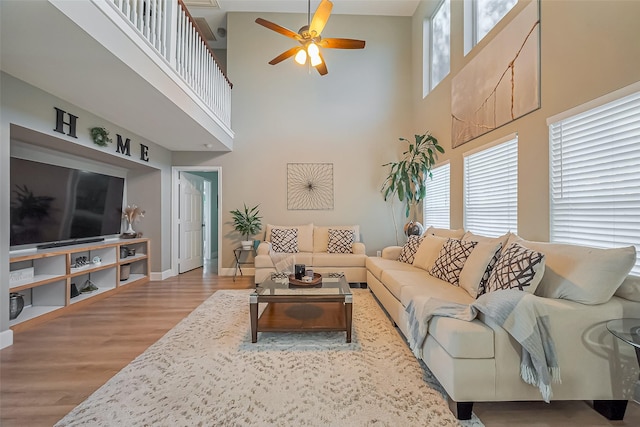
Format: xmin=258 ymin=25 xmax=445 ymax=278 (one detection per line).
xmin=108 ymin=0 xmax=232 ymax=129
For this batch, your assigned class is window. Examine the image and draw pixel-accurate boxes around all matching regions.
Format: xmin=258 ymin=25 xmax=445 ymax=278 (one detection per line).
xmin=464 ymin=0 xmax=517 ymax=54
xmin=423 ymin=162 xmax=450 ymax=229
xmin=424 ymin=0 xmax=450 ymax=96
xmin=464 ymin=135 xmax=518 ymax=237
xmin=549 ymin=88 xmax=640 ymax=275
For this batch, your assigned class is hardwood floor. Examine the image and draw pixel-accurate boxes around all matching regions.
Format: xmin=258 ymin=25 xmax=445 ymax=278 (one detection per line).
xmin=1 ymin=269 xmax=639 ymax=426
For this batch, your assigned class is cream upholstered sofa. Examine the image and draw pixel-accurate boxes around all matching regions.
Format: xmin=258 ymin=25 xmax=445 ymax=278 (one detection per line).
xmin=366 ymin=227 xmax=640 ymax=420
xmin=254 ymin=224 xmax=367 ymax=284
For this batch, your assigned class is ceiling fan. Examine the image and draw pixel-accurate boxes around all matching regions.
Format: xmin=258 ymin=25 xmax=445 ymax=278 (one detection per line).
xmin=255 ymin=0 xmax=366 ymax=76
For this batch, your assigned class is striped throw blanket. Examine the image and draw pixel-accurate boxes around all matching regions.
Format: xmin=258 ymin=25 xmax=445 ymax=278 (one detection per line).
xmin=406 ymin=289 xmax=561 ymax=402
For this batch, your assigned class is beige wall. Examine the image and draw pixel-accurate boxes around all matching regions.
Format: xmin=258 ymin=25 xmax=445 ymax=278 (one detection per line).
xmin=173 ymin=12 xmax=415 ymax=269
xmin=411 ymin=0 xmax=640 ymax=241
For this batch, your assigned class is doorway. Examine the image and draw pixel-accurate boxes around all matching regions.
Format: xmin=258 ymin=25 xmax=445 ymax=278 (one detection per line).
xmin=172 ymin=167 xmax=221 ymax=276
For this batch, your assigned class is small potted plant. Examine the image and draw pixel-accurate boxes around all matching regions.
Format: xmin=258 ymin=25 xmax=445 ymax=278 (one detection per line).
xmin=230 ymin=204 xmax=262 ymax=250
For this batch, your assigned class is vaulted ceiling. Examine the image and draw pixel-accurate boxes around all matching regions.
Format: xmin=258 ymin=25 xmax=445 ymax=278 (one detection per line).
xmin=186 ymin=0 xmax=420 ymax=49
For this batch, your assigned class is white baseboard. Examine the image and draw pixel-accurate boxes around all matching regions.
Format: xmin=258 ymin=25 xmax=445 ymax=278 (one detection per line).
xmin=150 ymin=270 xmax=174 ymax=281
xmin=0 ymin=329 xmax=14 ymax=349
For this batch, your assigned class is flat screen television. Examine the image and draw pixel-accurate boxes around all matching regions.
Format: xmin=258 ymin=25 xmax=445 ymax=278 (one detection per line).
xmin=10 ymin=157 xmax=125 ymax=249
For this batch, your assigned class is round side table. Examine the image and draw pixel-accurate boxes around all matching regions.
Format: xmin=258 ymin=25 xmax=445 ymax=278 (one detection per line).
xmin=606 ymin=318 xmax=640 ymax=367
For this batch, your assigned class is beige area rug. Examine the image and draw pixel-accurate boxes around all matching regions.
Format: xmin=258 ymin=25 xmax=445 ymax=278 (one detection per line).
xmin=55 ymin=289 xmax=484 ymax=426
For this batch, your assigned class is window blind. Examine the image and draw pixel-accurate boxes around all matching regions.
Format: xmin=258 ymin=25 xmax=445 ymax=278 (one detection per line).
xmin=464 ymin=136 xmax=518 ymax=237
xmin=550 ymin=90 xmax=640 ymax=275
xmin=423 ymin=162 xmax=450 ymax=229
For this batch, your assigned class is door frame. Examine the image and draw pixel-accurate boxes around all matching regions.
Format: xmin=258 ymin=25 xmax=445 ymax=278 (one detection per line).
xmin=171 ymin=166 xmax=222 ymax=276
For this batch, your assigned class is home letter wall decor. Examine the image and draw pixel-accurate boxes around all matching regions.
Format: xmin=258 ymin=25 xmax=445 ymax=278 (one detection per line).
xmin=53 ymin=107 xmax=78 ymax=138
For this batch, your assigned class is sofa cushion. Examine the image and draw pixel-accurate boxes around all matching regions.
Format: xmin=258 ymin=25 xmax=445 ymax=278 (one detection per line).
xmin=254 ymin=252 xmax=313 ymax=268
xmin=327 ymin=229 xmax=354 ymax=254
xmin=412 ymin=235 xmax=448 ymax=272
xmin=399 ymin=276 xmax=475 ymax=307
xmin=381 ymin=269 xmax=434 ymax=301
xmin=366 ymin=257 xmax=417 ymax=280
xmin=430 ymin=239 xmax=477 ymax=286
xmin=462 ymin=231 xmax=510 ymax=248
xmin=313 ymin=225 xmax=360 ymax=253
xmin=424 ymin=226 xmax=465 ymax=239
xmin=398 ymin=235 xmax=424 ymax=264
xmin=313 ymin=252 xmax=367 ymax=268
xmin=270 ymin=228 xmax=298 ymax=253
xmin=485 ymin=242 xmax=545 ymax=294
xmin=512 ymin=237 xmax=637 ymax=305
xmin=459 ymin=241 xmax=503 ymax=298
xmin=615 ymin=275 xmax=640 ymax=302
xmin=265 ymin=224 xmax=314 ymax=253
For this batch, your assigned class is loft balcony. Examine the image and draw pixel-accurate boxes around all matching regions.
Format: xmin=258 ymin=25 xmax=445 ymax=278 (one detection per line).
xmin=1 ymin=0 xmax=233 ymax=152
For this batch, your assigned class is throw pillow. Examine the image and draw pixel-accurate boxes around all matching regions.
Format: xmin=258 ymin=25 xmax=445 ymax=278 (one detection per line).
xmin=424 ymin=226 xmax=465 ymax=239
xmin=477 ymin=246 xmax=503 ymax=296
xmin=485 ymin=242 xmax=545 ymax=294
xmin=517 ymin=239 xmax=636 ymax=305
xmin=398 ymin=235 xmax=424 ymax=264
xmin=412 ymin=235 xmax=448 ymax=271
xmin=458 ymin=241 xmax=503 ymax=298
xmin=327 ymin=229 xmax=354 ymax=254
xmin=429 ymin=238 xmax=478 ymax=286
xmin=270 ymin=228 xmax=298 ymax=253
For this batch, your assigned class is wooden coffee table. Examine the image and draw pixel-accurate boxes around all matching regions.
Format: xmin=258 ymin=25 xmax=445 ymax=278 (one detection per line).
xmin=250 ymin=273 xmax=353 ymax=343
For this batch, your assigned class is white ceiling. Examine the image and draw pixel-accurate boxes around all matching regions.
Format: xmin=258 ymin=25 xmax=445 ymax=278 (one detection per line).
xmin=186 ymin=0 xmax=420 ymax=49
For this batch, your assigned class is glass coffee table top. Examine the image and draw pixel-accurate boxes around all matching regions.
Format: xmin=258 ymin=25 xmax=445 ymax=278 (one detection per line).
xmin=606 ymin=318 xmax=640 ymax=349
xmin=255 ymin=273 xmax=351 ymax=297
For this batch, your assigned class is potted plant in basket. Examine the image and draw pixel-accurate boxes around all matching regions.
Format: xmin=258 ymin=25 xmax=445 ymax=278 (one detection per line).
xmin=381 ymin=132 xmax=444 ymax=242
xmin=230 ymin=204 xmax=262 ymax=250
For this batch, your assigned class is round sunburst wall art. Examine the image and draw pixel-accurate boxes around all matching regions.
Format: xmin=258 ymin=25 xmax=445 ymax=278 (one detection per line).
xmin=287 ymin=163 xmax=334 ymax=210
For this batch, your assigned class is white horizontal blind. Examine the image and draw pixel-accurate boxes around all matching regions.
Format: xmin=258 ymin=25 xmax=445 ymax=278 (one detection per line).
xmin=550 ymin=90 xmax=640 ymax=275
xmin=423 ymin=163 xmax=450 ymax=229
xmin=464 ymin=136 xmax=518 ymax=237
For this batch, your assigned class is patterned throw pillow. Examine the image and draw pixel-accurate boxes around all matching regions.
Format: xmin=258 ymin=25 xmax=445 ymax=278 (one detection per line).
xmin=476 ymin=243 xmax=503 ymax=296
xmin=270 ymin=228 xmax=298 ymax=253
xmin=429 ymin=238 xmax=478 ymax=286
xmin=327 ymin=229 xmax=354 ymax=254
xmin=485 ymin=242 xmax=545 ymax=294
xmin=398 ymin=235 xmax=424 ymax=264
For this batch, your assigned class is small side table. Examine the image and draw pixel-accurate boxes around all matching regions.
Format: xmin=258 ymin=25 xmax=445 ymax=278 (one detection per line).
xmin=606 ymin=318 xmax=640 ymax=362
xmin=233 ymin=247 xmax=255 ymax=281
xmin=598 ymin=318 xmax=640 ymax=420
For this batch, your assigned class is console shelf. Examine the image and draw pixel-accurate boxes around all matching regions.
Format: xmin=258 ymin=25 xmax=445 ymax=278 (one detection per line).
xmin=9 ymin=238 xmax=150 ymax=332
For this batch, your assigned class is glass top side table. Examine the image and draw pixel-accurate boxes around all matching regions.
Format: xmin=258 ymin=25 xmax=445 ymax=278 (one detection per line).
xmin=606 ymin=318 xmax=640 ymax=361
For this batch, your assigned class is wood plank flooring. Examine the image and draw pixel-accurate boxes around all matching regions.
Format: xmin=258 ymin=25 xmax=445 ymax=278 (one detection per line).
xmin=1 ymin=269 xmax=639 ymax=426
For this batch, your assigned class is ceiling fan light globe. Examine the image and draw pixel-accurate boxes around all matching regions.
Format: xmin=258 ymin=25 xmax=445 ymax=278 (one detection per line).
xmin=310 ymin=54 xmax=322 ymax=67
xmin=307 ymin=42 xmax=320 ymax=57
xmin=294 ymin=49 xmax=307 ymax=65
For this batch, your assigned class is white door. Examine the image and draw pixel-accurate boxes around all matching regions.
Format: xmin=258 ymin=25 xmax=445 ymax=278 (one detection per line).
xmin=179 ymin=172 xmax=204 ymax=273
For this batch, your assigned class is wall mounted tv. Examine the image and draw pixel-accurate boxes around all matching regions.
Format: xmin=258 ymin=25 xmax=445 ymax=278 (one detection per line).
xmin=10 ymin=157 xmax=125 ymax=249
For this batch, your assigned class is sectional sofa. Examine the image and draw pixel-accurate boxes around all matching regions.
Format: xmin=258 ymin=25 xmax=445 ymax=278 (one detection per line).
xmin=366 ymin=227 xmax=640 ymax=420
xmin=254 ymin=224 xmax=367 ymax=284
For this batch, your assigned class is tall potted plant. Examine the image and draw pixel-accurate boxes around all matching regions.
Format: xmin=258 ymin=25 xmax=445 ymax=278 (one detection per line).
xmin=230 ymin=203 xmax=262 ymax=250
xmin=381 ymin=132 xmax=444 ymax=241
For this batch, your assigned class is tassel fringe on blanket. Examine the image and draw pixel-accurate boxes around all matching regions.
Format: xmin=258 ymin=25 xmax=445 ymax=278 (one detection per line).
xmin=405 ymin=289 xmax=561 ymax=402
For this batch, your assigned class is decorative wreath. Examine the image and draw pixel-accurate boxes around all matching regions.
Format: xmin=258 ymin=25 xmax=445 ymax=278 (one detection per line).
xmin=90 ymin=127 xmax=112 ymax=147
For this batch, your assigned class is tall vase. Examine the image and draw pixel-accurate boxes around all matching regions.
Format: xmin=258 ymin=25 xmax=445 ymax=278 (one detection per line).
xmin=125 ymin=221 xmax=135 ymax=235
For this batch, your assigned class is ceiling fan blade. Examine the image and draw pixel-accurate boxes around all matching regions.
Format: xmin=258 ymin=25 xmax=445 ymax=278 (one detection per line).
xmin=269 ymin=47 xmax=302 ymax=65
xmin=315 ymin=52 xmax=328 ymax=76
xmin=319 ymin=38 xmax=366 ymax=49
xmin=255 ymin=18 xmax=300 ymax=40
xmin=309 ymin=0 xmax=333 ymax=37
